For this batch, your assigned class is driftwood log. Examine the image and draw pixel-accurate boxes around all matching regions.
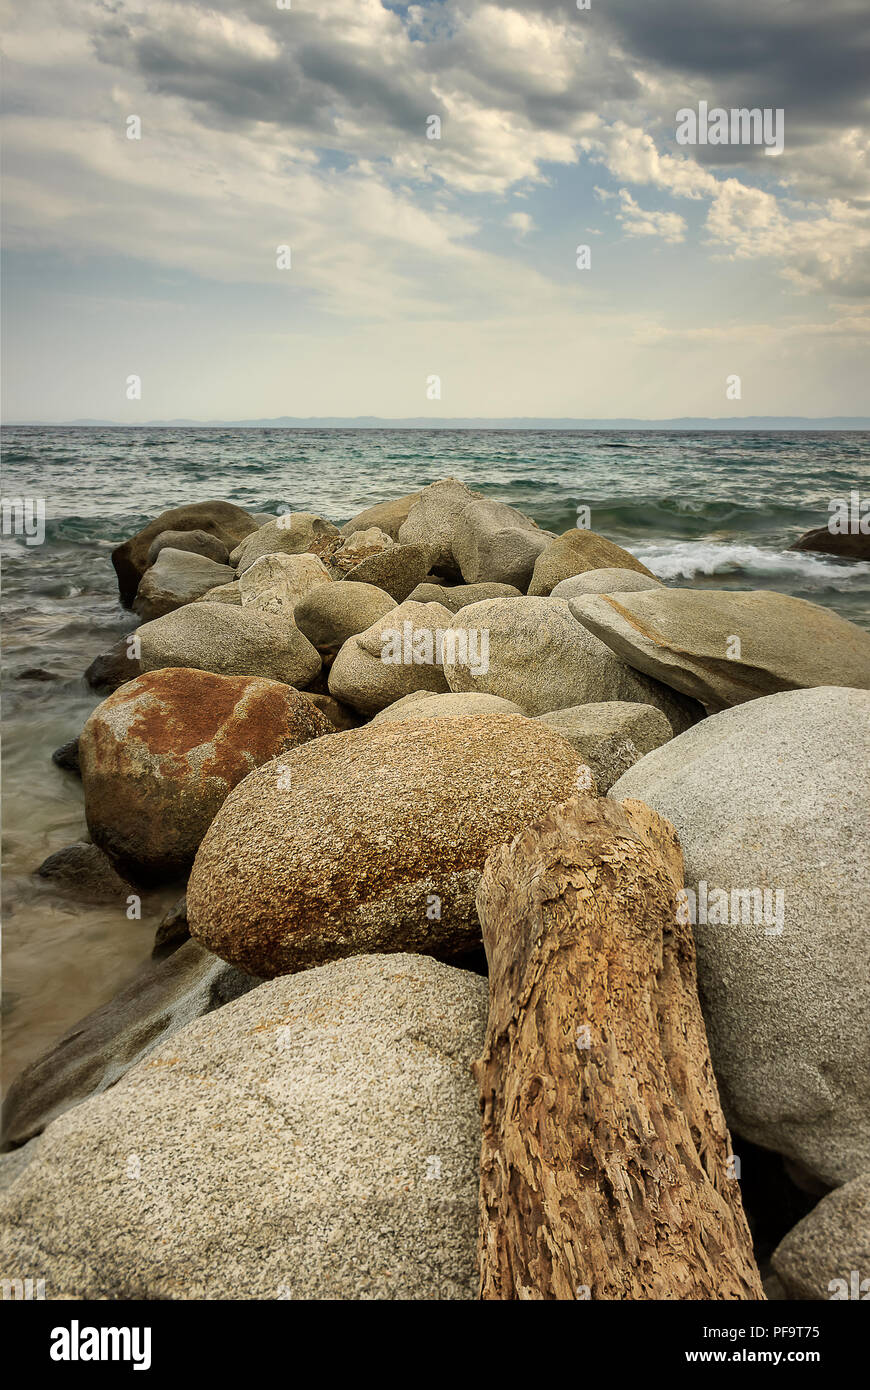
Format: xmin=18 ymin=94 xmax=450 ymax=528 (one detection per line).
xmin=473 ymin=795 xmax=764 ymax=1300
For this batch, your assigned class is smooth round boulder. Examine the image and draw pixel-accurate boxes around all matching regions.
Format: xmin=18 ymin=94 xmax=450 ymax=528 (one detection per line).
xmin=534 ymin=701 xmax=673 ymax=791
xmin=344 ymin=543 xmax=434 ymax=601
xmin=147 ymin=529 xmax=230 ymax=566
xmin=294 ymin=582 xmax=396 ymax=654
xmin=397 ymin=478 xmax=480 ymax=573
xmin=132 ymin=548 xmax=236 ymax=621
xmin=187 ymin=713 xmax=586 ymax=976
xmin=340 ymin=491 xmax=421 ymax=539
xmin=528 ymin=530 xmax=656 ymax=596
xmin=451 ymin=498 xmax=550 ymax=588
xmin=230 ymin=513 xmax=339 ymax=574
xmin=137 ymin=602 xmax=322 ymax=686
xmin=407 ymin=581 xmax=523 ymax=609
xmin=370 ymin=691 xmax=525 ymax=725
xmin=238 ymin=552 xmax=331 ymax=612
xmin=80 ymin=668 xmax=331 ymax=882
xmin=112 ymin=501 xmax=259 ymax=607
xmin=772 ymin=1174 xmax=870 ymax=1301
xmin=328 ymin=600 xmax=454 ymax=713
xmin=551 ymin=568 xmax=664 ymax=599
xmin=610 ymin=686 xmax=870 ymax=1187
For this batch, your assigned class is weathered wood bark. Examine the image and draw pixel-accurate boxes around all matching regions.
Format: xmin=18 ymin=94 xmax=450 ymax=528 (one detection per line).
xmin=473 ymin=795 xmax=764 ymax=1300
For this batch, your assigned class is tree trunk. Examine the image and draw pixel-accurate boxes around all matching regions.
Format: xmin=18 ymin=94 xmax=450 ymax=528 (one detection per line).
xmin=473 ymin=795 xmax=764 ymax=1300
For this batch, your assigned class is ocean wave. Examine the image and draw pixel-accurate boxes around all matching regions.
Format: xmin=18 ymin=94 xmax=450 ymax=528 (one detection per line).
xmin=634 ymin=540 xmax=870 ymax=587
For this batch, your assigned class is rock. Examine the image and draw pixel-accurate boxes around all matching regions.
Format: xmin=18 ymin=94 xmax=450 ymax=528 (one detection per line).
xmin=132 ymin=548 xmax=236 ymax=621
xmin=790 ymin=525 xmax=870 ymax=562
xmin=299 ymin=692 xmax=361 ymax=731
xmin=397 ymin=478 xmax=480 ymax=573
xmin=230 ymin=513 xmax=340 ymax=574
xmin=146 ymin=528 xmax=230 ymax=566
xmin=238 ymin=552 xmax=332 ymax=613
xmin=51 ymin=738 xmax=80 ymax=775
xmin=331 ymin=527 xmax=394 ymax=574
xmin=35 ymin=841 xmax=133 ymax=903
xmin=371 ymin=691 xmax=525 ymax=725
xmin=610 ymin=687 xmax=870 ymax=1187
xmin=327 ymin=600 xmax=453 ymax=714
xmin=137 ymin=602 xmax=322 ymax=687
xmin=0 ymin=941 xmax=259 ymax=1151
xmin=0 ymin=954 xmax=486 ymax=1299
xmin=344 ymin=543 xmax=434 ymax=602
xmin=15 ymin=667 xmax=60 ymax=681
xmin=194 ymin=581 xmax=241 ymax=605
xmin=152 ymin=895 xmax=190 ymax=958
xmin=80 ymin=668 xmax=331 ymax=882
xmin=528 ymin=530 xmax=656 ymax=596
xmin=551 ymin=568 xmax=665 ymax=599
xmin=407 ymin=581 xmax=523 ymax=609
xmin=440 ymin=597 xmax=702 ymax=729
xmin=772 ymin=1174 xmax=870 ymax=1301
xmin=534 ymin=702 xmax=673 ymax=792
xmin=112 ymin=501 xmax=259 ymax=607
xmin=294 ymin=582 xmax=396 ymax=654
xmin=452 ymin=498 xmax=550 ymax=588
xmin=570 ymin=588 xmax=870 ymax=711
xmin=188 ymin=714 xmax=585 ymax=976
xmin=340 ymin=492 xmax=421 ymax=540
xmin=84 ymin=637 xmax=141 ymax=694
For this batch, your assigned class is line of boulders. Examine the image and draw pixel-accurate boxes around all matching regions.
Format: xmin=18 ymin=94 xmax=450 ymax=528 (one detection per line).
xmin=3 ymin=478 xmax=869 ymax=1299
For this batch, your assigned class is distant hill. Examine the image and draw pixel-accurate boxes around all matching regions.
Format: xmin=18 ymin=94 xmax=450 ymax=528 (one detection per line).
xmin=7 ymin=415 xmax=870 ymax=430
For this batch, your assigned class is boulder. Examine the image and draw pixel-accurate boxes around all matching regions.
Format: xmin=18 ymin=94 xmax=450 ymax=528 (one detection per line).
xmin=407 ymin=581 xmax=523 ymax=609
xmin=51 ymin=738 xmax=80 ymax=775
xmin=790 ymin=525 xmax=870 ymax=562
xmin=194 ymin=581 xmax=241 ymax=606
xmin=439 ymin=597 xmax=702 ymax=729
xmin=80 ymin=667 xmax=330 ymax=882
xmin=371 ymin=691 xmax=525 ymax=725
xmin=84 ymin=636 xmax=141 ymax=694
xmin=294 ymin=582 xmax=396 ymax=655
xmin=146 ymin=528 xmax=230 ymax=567
xmin=152 ymin=895 xmax=190 ymax=957
xmin=112 ymin=501 xmax=259 ymax=607
xmin=299 ymin=692 xmax=361 ymax=731
xmin=397 ymin=478 xmax=480 ymax=573
xmin=0 ymin=954 xmax=487 ymax=1299
xmin=451 ymin=498 xmax=550 ymax=588
xmin=570 ymin=588 xmax=870 ymax=711
xmin=328 ymin=600 xmax=454 ymax=714
xmin=35 ymin=841 xmax=133 ymax=904
xmin=0 ymin=941 xmax=259 ymax=1151
xmin=238 ymin=552 xmax=331 ymax=613
xmin=230 ymin=513 xmax=340 ymax=574
xmin=528 ymin=530 xmax=656 ymax=596
xmin=534 ymin=702 xmax=673 ymax=792
xmin=344 ymin=543 xmax=434 ymax=602
xmin=551 ymin=568 xmax=665 ymax=599
xmin=187 ymin=714 xmax=585 ymax=976
xmin=331 ymin=527 xmax=394 ymax=574
xmin=137 ymin=602 xmax=321 ymax=687
xmin=772 ymin=1174 xmax=870 ymax=1301
xmin=610 ymin=687 xmax=870 ymax=1187
xmin=132 ymin=548 xmax=236 ymax=621
xmin=340 ymin=491 xmax=421 ymax=540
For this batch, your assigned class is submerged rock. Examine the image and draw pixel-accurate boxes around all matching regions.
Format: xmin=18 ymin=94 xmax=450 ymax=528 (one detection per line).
xmin=35 ymin=841 xmax=133 ymax=903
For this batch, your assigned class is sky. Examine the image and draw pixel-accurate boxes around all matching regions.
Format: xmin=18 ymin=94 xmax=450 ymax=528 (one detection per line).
xmin=2 ymin=0 xmax=869 ymax=422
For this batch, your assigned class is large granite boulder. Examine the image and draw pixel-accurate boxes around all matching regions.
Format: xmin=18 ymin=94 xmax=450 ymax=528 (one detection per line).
xmin=132 ymin=548 xmax=235 ymax=621
xmin=451 ymin=498 xmax=550 ymax=589
xmin=407 ymin=581 xmax=523 ymax=609
xmin=571 ymin=588 xmax=870 ymax=711
xmin=534 ymin=701 xmax=673 ymax=792
xmin=439 ymin=597 xmax=702 ymax=729
xmin=0 ymin=955 xmax=487 ymax=1299
xmin=371 ymin=691 xmax=525 ymax=725
xmin=772 ymin=1174 xmax=870 ymax=1301
xmin=1 ymin=942 xmax=259 ymax=1150
xmin=397 ymin=478 xmax=480 ymax=573
xmin=551 ymin=568 xmax=664 ymax=599
xmin=340 ymin=491 xmax=421 ymax=540
xmin=80 ymin=668 xmax=330 ymax=881
xmin=238 ymin=552 xmax=331 ymax=613
xmin=146 ymin=528 xmax=230 ymax=566
xmin=328 ymin=600 xmax=454 ymax=714
xmin=528 ymin=529 xmax=656 ymax=596
xmin=344 ymin=543 xmax=434 ymax=602
xmin=112 ymin=501 xmax=259 ymax=607
xmin=137 ymin=602 xmax=321 ymax=686
xmin=610 ymin=687 xmax=870 ymax=1187
xmin=294 ymin=582 xmax=396 ymax=655
xmin=790 ymin=525 xmax=870 ymax=562
xmin=230 ymin=513 xmax=340 ymax=574
xmin=187 ymin=713 xmax=583 ymax=976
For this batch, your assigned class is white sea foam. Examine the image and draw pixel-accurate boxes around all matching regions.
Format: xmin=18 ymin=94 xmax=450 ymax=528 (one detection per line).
xmin=634 ymin=540 xmax=870 ymax=588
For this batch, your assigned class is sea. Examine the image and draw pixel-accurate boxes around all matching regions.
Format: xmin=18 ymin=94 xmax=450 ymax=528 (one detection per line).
xmin=2 ymin=425 xmax=869 ymax=1092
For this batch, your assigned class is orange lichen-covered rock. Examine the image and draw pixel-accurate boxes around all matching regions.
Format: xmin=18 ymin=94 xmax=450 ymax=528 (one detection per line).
xmin=79 ymin=668 xmax=331 ymax=883
xmin=187 ymin=712 xmax=587 ymax=977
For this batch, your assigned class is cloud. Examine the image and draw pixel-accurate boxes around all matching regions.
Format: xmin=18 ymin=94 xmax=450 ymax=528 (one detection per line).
xmin=615 ymin=189 xmax=686 ymax=243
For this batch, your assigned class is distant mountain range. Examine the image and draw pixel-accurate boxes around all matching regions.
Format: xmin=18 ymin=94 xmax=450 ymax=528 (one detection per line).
xmin=7 ymin=415 xmax=870 ymax=430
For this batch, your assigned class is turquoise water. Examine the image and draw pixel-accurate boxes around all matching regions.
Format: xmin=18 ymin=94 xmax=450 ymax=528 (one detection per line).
xmin=2 ymin=425 xmax=869 ymax=1091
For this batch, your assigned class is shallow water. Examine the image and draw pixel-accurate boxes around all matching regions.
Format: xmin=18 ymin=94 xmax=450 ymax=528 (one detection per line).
xmin=2 ymin=426 xmax=868 ymax=1093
